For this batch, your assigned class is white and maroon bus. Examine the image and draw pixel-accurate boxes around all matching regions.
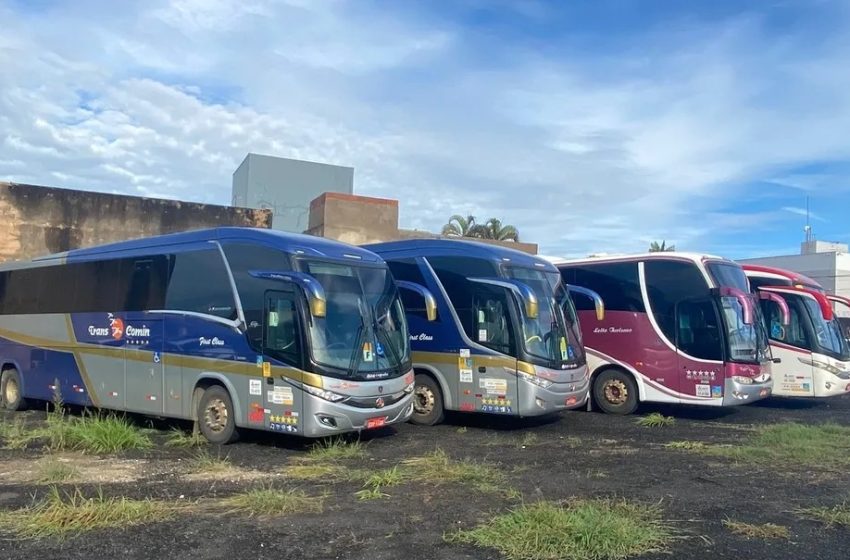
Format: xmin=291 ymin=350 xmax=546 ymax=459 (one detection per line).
xmin=742 ymin=264 xmax=850 ymax=342
xmin=743 ymin=264 xmax=850 ymax=397
xmin=552 ymin=253 xmax=777 ymax=414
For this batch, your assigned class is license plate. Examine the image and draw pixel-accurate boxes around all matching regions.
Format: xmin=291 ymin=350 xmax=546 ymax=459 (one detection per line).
xmin=365 ymin=417 xmax=387 ymax=429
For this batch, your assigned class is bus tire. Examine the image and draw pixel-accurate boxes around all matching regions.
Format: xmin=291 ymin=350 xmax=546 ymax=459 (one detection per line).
xmin=411 ymin=373 xmax=444 ymax=426
xmin=593 ymin=369 xmax=638 ymax=415
xmin=197 ymin=385 xmax=240 ymax=444
xmin=1 ymin=368 xmax=27 ymax=412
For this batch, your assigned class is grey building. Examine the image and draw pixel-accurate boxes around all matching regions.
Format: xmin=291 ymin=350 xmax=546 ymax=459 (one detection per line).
xmin=232 ymin=154 xmax=354 ymax=233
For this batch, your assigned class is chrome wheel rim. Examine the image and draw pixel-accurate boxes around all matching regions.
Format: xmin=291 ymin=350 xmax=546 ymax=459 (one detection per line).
xmin=4 ymin=377 xmax=19 ymax=405
xmin=204 ymin=398 xmax=229 ymax=433
xmin=414 ymin=385 xmax=435 ymax=415
xmin=603 ymin=379 xmax=628 ymax=405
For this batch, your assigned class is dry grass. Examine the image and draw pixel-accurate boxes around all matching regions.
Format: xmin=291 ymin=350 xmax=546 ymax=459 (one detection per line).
xmin=795 ymin=502 xmax=850 ymax=527
xmin=723 ymin=519 xmax=789 ymax=539
xmin=221 ymin=487 xmax=324 ymax=517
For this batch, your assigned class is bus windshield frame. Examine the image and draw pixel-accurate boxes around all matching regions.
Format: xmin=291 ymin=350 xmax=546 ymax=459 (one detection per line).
xmin=707 ymin=261 xmax=771 ymax=364
xmin=295 ymin=258 xmax=411 ymax=380
xmin=801 ymin=296 xmax=850 ymax=360
xmin=503 ymin=266 xmax=580 ymax=369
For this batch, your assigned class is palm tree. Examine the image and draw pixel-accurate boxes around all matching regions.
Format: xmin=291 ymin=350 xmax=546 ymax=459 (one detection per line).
xmin=441 ymin=215 xmax=477 ymax=237
xmin=649 ymin=240 xmax=676 ymax=252
xmin=471 ymin=218 xmax=520 ymax=242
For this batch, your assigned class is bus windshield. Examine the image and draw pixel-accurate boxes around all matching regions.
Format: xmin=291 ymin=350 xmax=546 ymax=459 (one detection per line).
xmin=802 ymin=298 xmax=850 ymax=359
xmin=709 ymin=262 xmax=770 ymax=363
xmin=505 ymin=267 xmax=578 ymax=367
xmin=299 ymin=260 xmax=410 ymax=377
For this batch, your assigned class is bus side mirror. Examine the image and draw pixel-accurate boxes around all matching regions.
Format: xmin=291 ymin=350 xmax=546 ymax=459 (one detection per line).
xmin=758 ymin=291 xmax=790 ymax=326
xmin=396 ymin=281 xmax=438 ymax=322
xmin=568 ymin=285 xmax=606 ymax=321
xmin=773 ymin=357 xmax=782 ymax=364
xmin=716 ymin=286 xmax=753 ymax=325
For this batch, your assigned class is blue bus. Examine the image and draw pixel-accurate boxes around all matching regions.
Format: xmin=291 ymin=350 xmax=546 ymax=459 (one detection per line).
xmin=0 ymin=228 xmax=414 ymax=443
xmin=366 ymin=239 xmax=604 ymax=425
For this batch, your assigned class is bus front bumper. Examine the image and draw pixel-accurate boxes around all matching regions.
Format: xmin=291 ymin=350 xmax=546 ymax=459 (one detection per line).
xmin=721 ymin=378 xmax=771 ymax=406
xmin=813 ymin=372 xmax=850 ymax=398
xmin=516 ymin=376 xmax=590 ymax=416
xmin=301 ymin=393 xmax=414 ymax=437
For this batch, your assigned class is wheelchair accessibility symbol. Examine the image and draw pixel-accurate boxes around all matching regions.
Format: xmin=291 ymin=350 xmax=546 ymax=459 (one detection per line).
xmin=153 ymin=352 xmax=161 ymax=364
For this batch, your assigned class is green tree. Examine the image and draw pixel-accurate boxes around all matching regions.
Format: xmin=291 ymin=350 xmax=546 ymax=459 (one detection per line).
xmin=471 ymin=218 xmax=520 ymax=242
xmin=441 ymin=214 xmax=478 ymax=237
xmin=649 ymin=240 xmax=676 ymax=252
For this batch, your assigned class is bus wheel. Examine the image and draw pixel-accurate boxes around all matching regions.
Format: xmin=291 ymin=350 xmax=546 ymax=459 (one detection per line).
xmin=411 ymin=374 xmax=444 ymax=426
xmin=1 ymin=368 xmax=27 ymax=412
xmin=197 ymin=385 xmax=240 ymax=444
xmin=593 ymin=370 xmax=638 ymax=415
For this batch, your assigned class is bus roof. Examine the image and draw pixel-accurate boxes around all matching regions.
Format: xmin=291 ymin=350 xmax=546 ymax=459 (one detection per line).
xmin=364 ymin=238 xmax=557 ymax=271
xmin=741 ymin=264 xmax=822 ymax=290
xmin=547 ymin=251 xmax=729 ymax=266
xmin=9 ymin=227 xmax=383 ymax=266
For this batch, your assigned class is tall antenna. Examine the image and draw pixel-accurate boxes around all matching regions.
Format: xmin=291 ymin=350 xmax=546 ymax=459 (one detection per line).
xmin=804 ymin=195 xmax=813 ymax=243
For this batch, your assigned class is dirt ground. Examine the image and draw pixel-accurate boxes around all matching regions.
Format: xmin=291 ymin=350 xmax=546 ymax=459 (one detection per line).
xmin=1 ymin=394 xmax=850 ymax=560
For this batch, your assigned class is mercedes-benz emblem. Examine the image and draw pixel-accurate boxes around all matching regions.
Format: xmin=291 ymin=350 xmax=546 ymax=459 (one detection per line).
xmin=375 ymin=397 xmax=385 ymax=408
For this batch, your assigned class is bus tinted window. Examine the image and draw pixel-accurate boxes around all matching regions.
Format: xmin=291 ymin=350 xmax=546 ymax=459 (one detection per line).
xmin=644 ymin=260 xmax=710 ymax=342
xmin=427 ymin=256 xmax=499 ymax=342
xmin=676 ymin=299 xmax=723 ymax=361
xmin=760 ymin=296 xmax=809 ymax=348
xmin=165 ymin=250 xmax=236 ymax=319
xmin=561 ymin=262 xmax=644 ymax=313
xmin=707 ymin=262 xmax=749 ymax=291
xmin=387 ymin=259 xmax=430 ymax=320
xmin=223 ymin=243 xmax=291 ymax=347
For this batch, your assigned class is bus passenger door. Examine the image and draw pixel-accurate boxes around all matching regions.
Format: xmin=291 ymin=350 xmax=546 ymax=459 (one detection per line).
xmin=263 ymin=290 xmax=303 ymax=434
xmin=124 ymin=319 xmax=164 ymax=414
xmin=469 ymin=286 xmax=519 ymax=415
xmin=675 ymin=299 xmax=724 ymax=402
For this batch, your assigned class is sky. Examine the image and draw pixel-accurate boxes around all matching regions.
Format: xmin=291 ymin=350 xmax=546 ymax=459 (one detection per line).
xmin=2 ymin=0 xmax=850 ymax=258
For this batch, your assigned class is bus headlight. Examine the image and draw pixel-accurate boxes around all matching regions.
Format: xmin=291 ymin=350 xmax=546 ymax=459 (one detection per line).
xmin=519 ymin=371 xmax=553 ymax=389
xmin=731 ymin=376 xmax=754 ymax=385
xmin=303 ymin=384 xmax=347 ymax=403
xmin=811 ymin=359 xmax=845 ymax=376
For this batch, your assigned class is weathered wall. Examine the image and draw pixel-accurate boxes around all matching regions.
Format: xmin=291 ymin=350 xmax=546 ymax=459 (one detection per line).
xmin=0 ymin=182 xmax=272 ymax=262
xmin=305 ymin=191 xmax=538 ymax=254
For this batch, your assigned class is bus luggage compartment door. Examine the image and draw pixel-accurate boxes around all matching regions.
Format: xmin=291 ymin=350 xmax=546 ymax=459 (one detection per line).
xmin=123 ymin=320 xmax=164 ymax=414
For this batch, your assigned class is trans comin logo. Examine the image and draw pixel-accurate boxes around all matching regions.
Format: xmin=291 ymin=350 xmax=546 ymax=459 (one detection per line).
xmin=87 ymin=313 xmax=151 ymax=344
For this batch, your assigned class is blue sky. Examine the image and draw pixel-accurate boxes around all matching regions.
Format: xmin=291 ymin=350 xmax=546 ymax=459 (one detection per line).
xmin=2 ymin=0 xmax=850 ymax=258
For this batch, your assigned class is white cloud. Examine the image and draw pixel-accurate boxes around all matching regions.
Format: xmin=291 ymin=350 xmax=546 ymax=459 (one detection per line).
xmin=2 ymin=1 xmax=850 ymax=257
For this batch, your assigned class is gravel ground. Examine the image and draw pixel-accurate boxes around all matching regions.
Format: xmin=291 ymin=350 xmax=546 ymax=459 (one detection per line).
xmin=1 ymin=394 xmax=849 ymax=560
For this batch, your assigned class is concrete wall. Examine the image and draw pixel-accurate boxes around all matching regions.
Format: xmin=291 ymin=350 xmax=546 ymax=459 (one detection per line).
xmin=305 ymin=192 xmax=539 ymax=254
xmin=232 ymin=153 xmax=354 ymax=234
xmin=0 ymin=182 xmax=272 ymax=263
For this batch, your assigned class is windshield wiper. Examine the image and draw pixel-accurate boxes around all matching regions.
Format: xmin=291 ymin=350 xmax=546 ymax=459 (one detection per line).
xmin=347 ymin=298 xmax=369 ymax=376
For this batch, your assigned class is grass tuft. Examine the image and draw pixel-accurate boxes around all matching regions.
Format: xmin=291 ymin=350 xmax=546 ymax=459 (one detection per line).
xmin=0 ymin=486 xmax=173 ymax=541
xmin=221 ymin=487 xmax=324 ymax=517
xmin=518 ymin=432 xmax=539 ymax=448
xmin=795 ymin=502 xmax=850 ymax=527
xmin=447 ymin=499 xmax=671 ymax=560
xmin=308 ymin=437 xmax=366 ymax=461
xmin=60 ymin=415 xmax=153 ymax=454
xmin=35 ymin=457 xmax=80 ymax=484
xmin=402 ymin=449 xmax=512 ymax=495
xmin=362 ymin=466 xmax=406 ymax=488
xmin=0 ymin=418 xmax=40 ymax=449
xmin=664 ymin=441 xmax=706 ymax=450
xmin=355 ymin=487 xmax=390 ymax=501
xmin=164 ymin=428 xmax=206 ymax=448
xmin=187 ymin=449 xmax=231 ymax=473
xmin=636 ymin=413 xmax=675 ymax=427
xmin=709 ymin=422 xmax=850 ymax=469
xmin=723 ymin=519 xmax=789 ymax=539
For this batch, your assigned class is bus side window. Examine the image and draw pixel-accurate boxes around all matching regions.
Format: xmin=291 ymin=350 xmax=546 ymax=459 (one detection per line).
xmin=264 ymin=293 xmax=300 ymax=367
xmin=165 ymin=250 xmax=236 ymax=320
xmin=676 ymin=299 xmax=722 ymax=361
xmin=472 ymin=288 xmax=515 ymax=355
